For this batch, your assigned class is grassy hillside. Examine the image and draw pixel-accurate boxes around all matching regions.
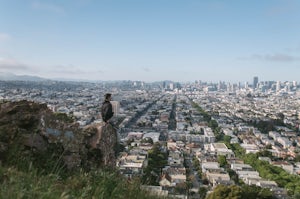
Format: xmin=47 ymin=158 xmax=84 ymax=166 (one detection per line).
xmin=0 ymin=100 xmax=165 ymax=199
xmin=0 ymin=164 xmax=164 ymax=199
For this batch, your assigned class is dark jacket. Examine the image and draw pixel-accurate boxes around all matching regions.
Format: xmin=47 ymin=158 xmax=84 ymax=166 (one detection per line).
xmin=101 ymin=100 xmax=114 ymax=122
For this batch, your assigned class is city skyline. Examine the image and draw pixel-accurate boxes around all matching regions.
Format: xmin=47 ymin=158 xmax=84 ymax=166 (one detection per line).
xmin=1 ymin=0 xmax=300 ymax=82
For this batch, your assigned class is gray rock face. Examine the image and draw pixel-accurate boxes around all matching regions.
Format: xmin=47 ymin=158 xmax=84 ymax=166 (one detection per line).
xmin=98 ymin=124 xmax=117 ymax=167
xmin=0 ymin=100 xmax=117 ymax=170
xmin=83 ymin=123 xmax=118 ymax=168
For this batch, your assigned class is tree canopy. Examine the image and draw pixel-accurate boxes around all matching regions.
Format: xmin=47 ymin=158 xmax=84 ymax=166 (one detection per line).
xmin=206 ymin=184 xmax=274 ymax=199
xmin=142 ymin=143 xmax=167 ymax=185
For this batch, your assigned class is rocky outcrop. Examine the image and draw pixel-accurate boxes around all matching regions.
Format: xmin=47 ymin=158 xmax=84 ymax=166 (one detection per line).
xmin=0 ymin=100 xmax=117 ymax=170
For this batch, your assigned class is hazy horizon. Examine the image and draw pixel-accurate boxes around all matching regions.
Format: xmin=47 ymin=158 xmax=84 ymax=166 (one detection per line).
xmin=1 ymin=0 xmax=300 ymax=83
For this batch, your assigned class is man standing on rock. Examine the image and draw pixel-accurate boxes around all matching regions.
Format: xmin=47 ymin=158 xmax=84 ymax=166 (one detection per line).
xmin=101 ymin=93 xmax=114 ymax=124
xmin=99 ymin=93 xmax=117 ymax=167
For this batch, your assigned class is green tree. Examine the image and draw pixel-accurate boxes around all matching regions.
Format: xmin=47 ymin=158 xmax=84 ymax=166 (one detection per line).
xmin=228 ymin=169 xmax=240 ymax=185
xmin=207 ymin=184 xmax=274 ymax=199
xmin=193 ymin=157 xmax=200 ymax=170
xmin=142 ymin=143 xmax=167 ymax=185
xmin=208 ymin=120 xmax=218 ymax=129
xmin=141 ymin=137 xmax=154 ymax=145
xmin=198 ymin=186 xmax=208 ymax=199
xmin=217 ymin=155 xmax=227 ymax=168
xmin=241 ymin=185 xmax=274 ymax=199
xmin=293 ymin=193 xmax=300 ymax=199
xmin=228 ymin=143 xmax=246 ymax=158
xmin=223 ymin=135 xmax=231 ymax=145
xmin=295 ymin=154 xmax=300 ymax=162
xmin=257 ymin=149 xmax=273 ymax=158
xmin=206 ymin=185 xmax=242 ymax=199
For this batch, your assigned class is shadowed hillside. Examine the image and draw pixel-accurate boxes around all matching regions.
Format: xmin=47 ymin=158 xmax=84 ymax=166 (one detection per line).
xmin=0 ymin=100 xmax=117 ymax=171
xmin=0 ymin=100 xmax=165 ymax=199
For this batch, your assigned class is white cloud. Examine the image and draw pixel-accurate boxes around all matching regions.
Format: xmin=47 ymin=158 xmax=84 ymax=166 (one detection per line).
xmin=31 ymin=1 xmax=65 ymax=14
xmin=239 ymin=53 xmax=299 ymax=62
xmin=48 ymin=65 xmax=91 ymax=75
xmin=41 ymin=64 xmax=106 ymax=80
xmin=0 ymin=33 xmax=11 ymax=42
xmin=0 ymin=58 xmax=107 ymax=80
xmin=0 ymin=57 xmax=28 ymax=71
xmin=252 ymin=53 xmax=299 ymax=62
xmin=286 ymin=44 xmax=300 ymax=52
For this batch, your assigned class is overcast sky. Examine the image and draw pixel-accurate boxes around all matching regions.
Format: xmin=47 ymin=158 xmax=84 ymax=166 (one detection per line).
xmin=0 ymin=0 xmax=300 ymax=83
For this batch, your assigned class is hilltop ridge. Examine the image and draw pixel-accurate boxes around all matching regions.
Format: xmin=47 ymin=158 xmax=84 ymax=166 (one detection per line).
xmin=0 ymin=100 xmax=117 ymax=170
xmin=0 ymin=100 xmax=164 ymax=198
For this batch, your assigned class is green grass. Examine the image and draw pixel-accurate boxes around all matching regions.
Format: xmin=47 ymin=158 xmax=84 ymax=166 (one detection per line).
xmin=0 ymin=164 xmax=166 ymax=199
xmin=1 ymin=147 xmax=165 ymax=199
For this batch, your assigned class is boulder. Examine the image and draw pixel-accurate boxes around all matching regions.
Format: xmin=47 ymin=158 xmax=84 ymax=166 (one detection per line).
xmin=0 ymin=100 xmax=118 ymax=170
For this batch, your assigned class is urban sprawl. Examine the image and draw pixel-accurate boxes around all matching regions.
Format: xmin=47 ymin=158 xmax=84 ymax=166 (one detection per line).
xmin=1 ymin=77 xmax=300 ymax=199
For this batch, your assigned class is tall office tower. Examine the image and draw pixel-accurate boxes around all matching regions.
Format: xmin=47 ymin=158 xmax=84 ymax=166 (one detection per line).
xmin=198 ymin=80 xmax=202 ymax=86
xmin=245 ymin=82 xmax=249 ymax=89
xmin=286 ymin=82 xmax=291 ymax=92
xmin=111 ymin=101 xmax=120 ymax=116
xmin=276 ymin=81 xmax=281 ymax=92
xmin=253 ymin=76 xmax=258 ymax=89
xmin=169 ymin=83 xmax=174 ymax=90
xmin=227 ymin=82 xmax=231 ymax=92
xmin=293 ymin=81 xmax=297 ymax=87
xmin=217 ymin=81 xmax=221 ymax=91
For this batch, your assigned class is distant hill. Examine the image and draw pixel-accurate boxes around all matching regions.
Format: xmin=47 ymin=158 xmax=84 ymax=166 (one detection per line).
xmin=0 ymin=72 xmax=101 ymax=82
xmin=0 ymin=72 xmax=48 ymax=81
